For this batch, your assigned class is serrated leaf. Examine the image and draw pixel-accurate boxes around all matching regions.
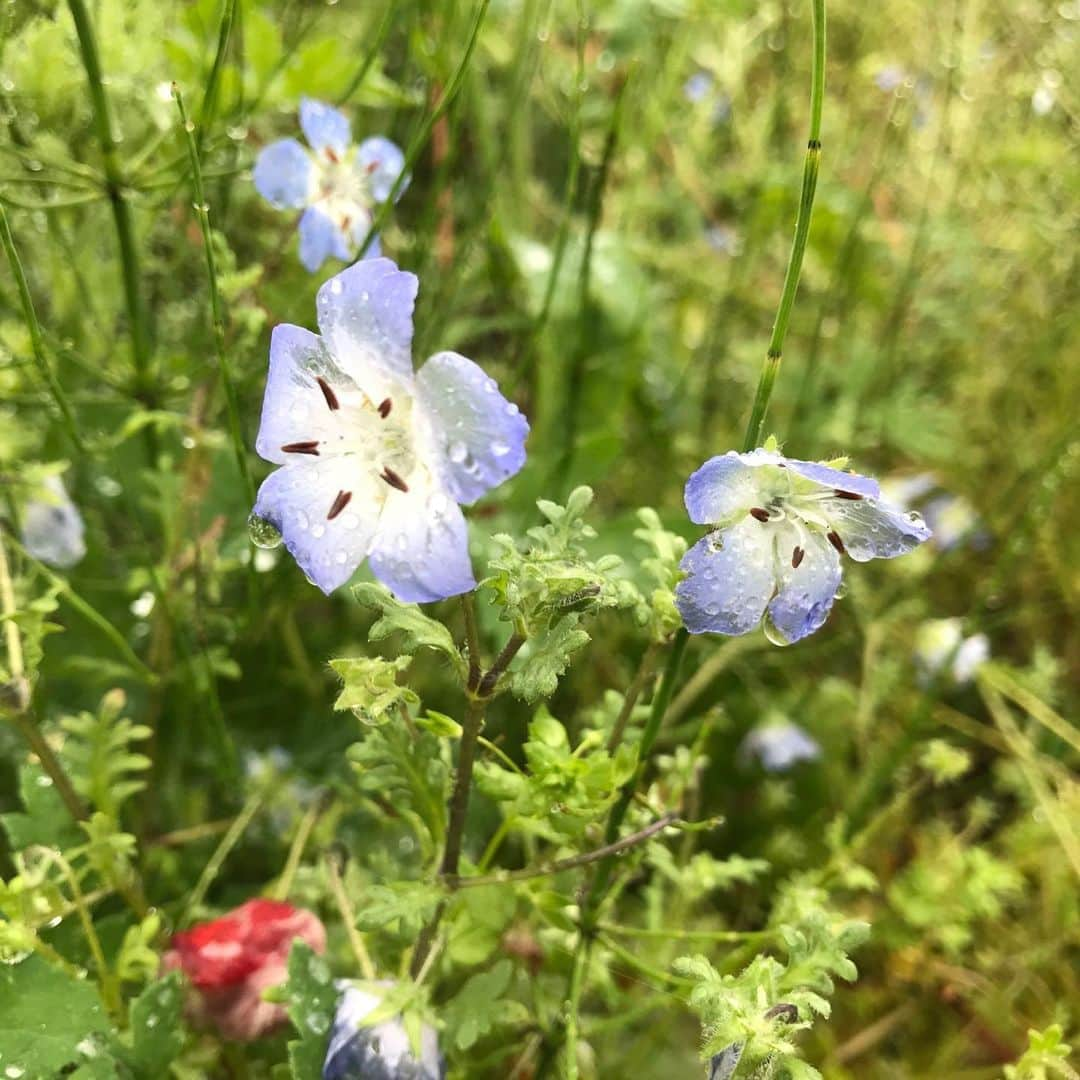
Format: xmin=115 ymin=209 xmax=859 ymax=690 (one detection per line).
xmin=329 ymin=654 xmax=418 ymax=724
xmin=508 ymin=617 xmax=590 ymax=702
xmin=354 ymin=882 xmax=444 ymax=935
xmin=442 ymin=959 xmax=517 ymax=1050
xmin=351 ymin=583 xmax=465 ymax=677
xmin=284 ymin=941 xmax=339 ymax=1080
xmin=113 ymin=972 xmax=185 ymax=1078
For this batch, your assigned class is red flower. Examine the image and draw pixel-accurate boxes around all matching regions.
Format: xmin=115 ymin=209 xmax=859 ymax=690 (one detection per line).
xmin=163 ymin=898 xmax=326 ymax=1041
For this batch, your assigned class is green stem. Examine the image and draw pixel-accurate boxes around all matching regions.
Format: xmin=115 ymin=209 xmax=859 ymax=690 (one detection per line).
xmin=66 ymin=0 xmax=154 ymax=404
xmin=741 ymin=0 xmax=826 ymax=452
xmin=173 ymin=85 xmax=256 ymax=503
xmin=0 ymin=204 xmax=85 ymax=452
xmin=198 ymin=0 xmax=237 ymax=153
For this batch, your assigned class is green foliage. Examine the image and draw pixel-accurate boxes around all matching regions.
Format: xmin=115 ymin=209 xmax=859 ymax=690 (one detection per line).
xmin=111 ymin=973 xmax=186 ymax=1078
xmin=283 ymin=941 xmax=338 ymax=1080
xmin=1005 ymin=1026 xmax=1079 ymax=1080
xmin=329 ymin=654 xmax=417 ymax=724
xmin=441 ymin=959 xmax=529 ymax=1050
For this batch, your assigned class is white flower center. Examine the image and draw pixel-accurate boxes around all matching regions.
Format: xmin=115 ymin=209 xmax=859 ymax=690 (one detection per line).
xmin=312 ymin=148 xmax=372 ymax=233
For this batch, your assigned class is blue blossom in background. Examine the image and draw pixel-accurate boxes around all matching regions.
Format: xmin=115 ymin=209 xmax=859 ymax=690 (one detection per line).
xmin=915 ymin=618 xmax=990 ymax=686
xmin=253 ymin=97 xmax=407 ymax=272
xmin=676 ymin=449 xmax=931 ymax=644
xmin=684 ymin=71 xmax=714 ymax=103
xmin=874 ymin=65 xmax=908 ymax=93
xmin=21 ymin=475 xmax=86 ymax=568
xmin=881 ymin=473 xmax=988 ymax=552
xmin=323 ymin=981 xmax=444 ymax=1080
xmin=251 ymin=258 xmax=529 ymax=600
xmin=739 ymin=722 xmax=821 ymax=772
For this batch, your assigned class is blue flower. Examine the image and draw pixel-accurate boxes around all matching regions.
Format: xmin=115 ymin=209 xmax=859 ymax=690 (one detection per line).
xmin=683 ymin=71 xmax=714 ymax=103
xmin=914 ymin=618 xmax=990 ymax=686
xmin=251 ymin=258 xmax=529 ymax=600
xmin=739 ymin=722 xmax=821 ymax=772
xmin=21 ymin=475 xmax=86 ymax=569
xmin=323 ymin=981 xmax=444 ymax=1080
xmin=675 ymin=448 xmax=931 ymax=644
xmin=253 ymin=97 xmax=407 ymax=273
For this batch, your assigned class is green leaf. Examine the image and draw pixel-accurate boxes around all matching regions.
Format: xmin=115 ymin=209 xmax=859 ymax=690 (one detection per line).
xmin=112 ymin=972 xmax=186 ymax=1078
xmin=284 ymin=941 xmax=338 ymax=1080
xmin=329 ymin=654 xmax=418 ymax=725
xmin=351 ymin=583 xmax=465 ymax=678
xmin=442 ymin=960 xmax=527 ymax=1050
xmin=508 ymin=616 xmax=591 ymax=702
xmin=0 ymin=956 xmax=108 ymax=1075
xmin=354 ymin=882 xmax=444 ymax=935
xmin=1 ymin=763 xmax=83 ymax=851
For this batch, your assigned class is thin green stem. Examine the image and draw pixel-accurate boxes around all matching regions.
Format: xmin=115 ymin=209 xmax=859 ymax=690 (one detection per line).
xmin=172 ymin=85 xmax=256 ymax=503
xmin=0 ymin=204 xmax=85 ymax=452
xmin=337 ymin=2 xmax=395 ymax=105
xmin=66 ymin=0 xmax=154 ymax=403
xmin=198 ymin=0 xmax=237 ymax=153
xmin=182 ymin=791 xmax=264 ymax=921
xmin=741 ymin=0 xmax=826 ymax=452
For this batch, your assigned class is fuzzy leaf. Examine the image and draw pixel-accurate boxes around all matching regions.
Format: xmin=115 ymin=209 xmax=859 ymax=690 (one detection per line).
xmin=508 ymin=616 xmax=591 ymax=702
xmin=329 ymin=654 xmax=417 ymax=724
xmin=351 ymin=583 xmax=465 ymax=677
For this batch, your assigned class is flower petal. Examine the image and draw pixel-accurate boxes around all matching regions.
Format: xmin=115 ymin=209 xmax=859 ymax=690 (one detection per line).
xmin=356 ymin=136 xmax=408 ymax=203
xmin=253 ymin=139 xmax=312 ymax=208
xmin=299 ymin=97 xmax=351 ymax=155
xmin=344 ymin=207 xmax=381 ymax=260
xmin=415 ymin=351 xmax=529 ymax=505
xmin=675 ymin=517 xmax=775 ymax=635
xmin=824 ymin=496 xmax=932 ymax=561
xmin=764 ymin=527 xmax=841 ymax=644
xmin=316 ymin=258 xmax=418 ymax=384
xmin=299 ymin=206 xmax=350 ymax=273
xmin=368 ymin=473 xmax=475 ymax=603
xmin=683 ymin=451 xmax=773 ymax=526
xmin=785 ymin=458 xmax=880 ymax=498
xmin=21 ymin=476 xmax=86 ymax=569
xmin=253 ymin=462 xmax=383 ymax=595
xmin=740 ymin=723 xmax=821 ymax=771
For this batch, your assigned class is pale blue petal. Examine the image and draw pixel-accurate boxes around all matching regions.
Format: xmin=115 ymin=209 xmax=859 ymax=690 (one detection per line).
xmin=299 ymin=97 xmax=351 ymax=155
xmin=356 ymin=136 xmax=408 ymax=203
xmin=368 ymin=477 xmax=475 ymax=603
xmin=825 ymin=496 xmax=932 ymax=562
xmin=740 ymin=723 xmax=821 ymax=771
xmin=21 ymin=476 xmax=86 ymax=569
xmin=415 ymin=351 xmax=529 ymax=505
xmin=764 ymin=527 xmax=841 ymax=643
xmin=315 ymin=258 xmax=418 ymax=384
xmin=675 ymin=517 xmax=775 ymax=635
xmin=253 ymin=461 xmax=381 ymax=595
xmin=346 ymin=209 xmax=381 ymax=260
xmin=785 ymin=458 xmax=880 ymax=498
xmin=683 ymin=451 xmax=773 ymax=526
xmin=253 ymin=139 xmax=312 ymax=208
xmin=299 ymin=206 xmax=350 ymax=272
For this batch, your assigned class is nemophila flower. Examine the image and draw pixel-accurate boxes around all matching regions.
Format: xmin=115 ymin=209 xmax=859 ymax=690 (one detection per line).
xmin=163 ymin=898 xmax=326 ymax=1041
xmin=881 ymin=474 xmax=988 ymax=552
xmin=914 ymin=618 xmax=990 ymax=686
xmin=21 ymin=475 xmax=86 ymax=568
xmin=254 ymin=97 xmax=407 ymax=272
xmin=676 ymin=448 xmax=932 ymax=644
xmin=250 ymin=258 xmax=528 ymax=600
xmin=739 ymin=722 xmax=821 ymax=772
xmin=323 ymin=981 xmax=443 ymax=1080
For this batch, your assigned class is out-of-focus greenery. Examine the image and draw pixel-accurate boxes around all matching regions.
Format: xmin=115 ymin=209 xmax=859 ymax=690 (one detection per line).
xmin=0 ymin=0 xmax=1077 ymax=1077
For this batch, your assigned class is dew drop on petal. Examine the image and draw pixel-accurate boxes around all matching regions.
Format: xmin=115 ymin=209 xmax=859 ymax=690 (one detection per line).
xmin=448 ymin=440 xmax=468 ymax=464
xmin=491 ymin=439 xmax=510 ymax=457
xmin=247 ymin=512 xmax=283 ymax=549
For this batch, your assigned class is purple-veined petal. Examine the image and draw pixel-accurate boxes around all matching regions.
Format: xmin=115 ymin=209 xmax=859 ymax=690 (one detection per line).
xmin=414 ymin=351 xmax=529 ymax=505
xmin=299 ymin=97 xmax=351 ymax=156
xmin=683 ymin=451 xmax=776 ymax=526
xmin=253 ymin=461 xmax=383 ymax=595
xmin=785 ymin=458 xmax=880 ymax=499
xmin=315 ymin=258 xmax=418 ymax=384
xmin=824 ymin=496 xmax=932 ymax=561
xmin=764 ymin=526 xmax=842 ymax=644
xmin=253 ymin=139 xmax=312 ymax=209
xmin=299 ymin=206 xmax=350 ymax=273
xmin=368 ymin=474 xmax=475 ymax=603
xmin=675 ymin=517 xmax=775 ymax=635
xmin=356 ymin=136 xmax=408 ymax=203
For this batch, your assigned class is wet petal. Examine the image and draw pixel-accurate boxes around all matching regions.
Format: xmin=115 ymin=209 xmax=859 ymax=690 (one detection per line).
xmin=683 ymin=451 xmax=775 ymax=526
xmin=675 ymin=517 xmax=775 ymax=635
xmin=785 ymin=458 xmax=880 ymax=498
xmin=21 ymin=476 xmax=86 ymax=569
xmin=415 ymin=351 xmax=529 ymax=505
xmin=316 ymin=258 xmax=418 ymax=384
xmin=356 ymin=136 xmax=408 ymax=203
xmin=299 ymin=97 xmax=351 ymax=155
xmin=368 ymin=474 xmax=475 ymax=603
xmin=825 ymin=496 xmax=932 ymax=561
xmin=298 ymin=206 xmax=350 ymax=273
xmin=253 ymin=462 xmax=383 ymax=595
xmin=253 ymin=139 xmax=312 ymax=208
xmin=764 ymin=527 xmax=841 ymax=644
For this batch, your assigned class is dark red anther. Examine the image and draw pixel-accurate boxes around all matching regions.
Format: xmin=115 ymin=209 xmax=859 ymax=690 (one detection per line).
xmin=827 ymin=530 xmax=846 ymax=554
xmin=316 ymin=376 xmax=340 ymax=411
xmin=327 ymin=490 xmax=352 ymax=520
xmin=749 ymin=507 xmax=771 ymax=523
xmin=380 ymin=467 xmax=409 ymax=493
xmin=377 ymin=398 xmax=393 ymax=419
xmin=833 ymin=489 xmax=864 ymax=500
xmin=280 ymin=441 xmax=320 ymax=456
xmin=325 ymin=147 xmax=340 ymax=165
xmin=792 ymin=546 xmax=805 ymax=568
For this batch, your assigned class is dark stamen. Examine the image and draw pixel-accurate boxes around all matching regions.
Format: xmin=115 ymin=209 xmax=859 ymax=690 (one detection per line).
xmin=749 ymin=507 xmax=771 ymax=523
xmin=377 ymin=397 xmax=393 ymax=419
xmin=833 ymin=489 xmax=864 ymax=500
xmin=325 ymin=148 xmax=340 ymax=165
xmin=364 ymin=160 xmax=379 ymax=174
xmin=380 ymin=467 xmax=409 ymax=493
xmin=827 ymin=530 xmax=846 ymax=554
xmin=327 ymin=490 xmax=352 ymax=520
xmin=281 ymin=440 xmax=320 ymax=456
xmin=792 ymin=546 xmax=805 ymax=568
xmin=316 ymin=376 xmax=340 ymax=411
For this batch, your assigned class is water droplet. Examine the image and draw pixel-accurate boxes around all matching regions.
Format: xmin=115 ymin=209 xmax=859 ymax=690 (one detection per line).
xmin=448 ymin=441 xmax=468 ymax=464
xmin=329 ymin=279 xmax=343 ymax=295
xmin=491 ymin=439 xmax=510 ymax=457
xmin=296 ymin=510 xmax=310 ymax=531
xmin=247 ymin=512 xmax=283 ymax=549
xmin=311 ymin=523 xmax=326 ymax=539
